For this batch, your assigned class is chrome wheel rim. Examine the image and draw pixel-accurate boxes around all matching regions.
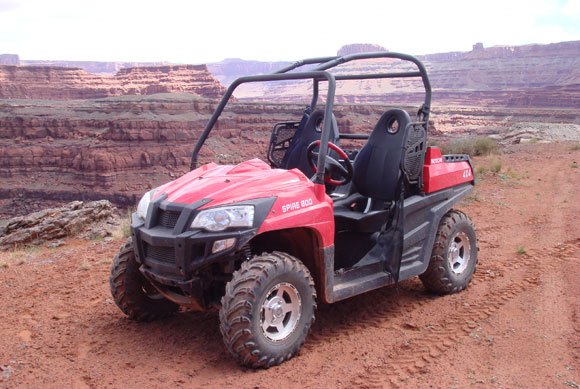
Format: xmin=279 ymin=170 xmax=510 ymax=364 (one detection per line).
xmin=260 ymin=282 xmax=302 ymax=342
xmin=448 ymin=232 xmax=471 ymax=275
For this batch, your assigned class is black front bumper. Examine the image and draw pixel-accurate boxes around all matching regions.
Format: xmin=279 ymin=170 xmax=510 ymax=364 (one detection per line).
xmin=131 ymin=196 xmax=275 ymax=308
xmin=133 ymin=216 xmax=257 ymax=279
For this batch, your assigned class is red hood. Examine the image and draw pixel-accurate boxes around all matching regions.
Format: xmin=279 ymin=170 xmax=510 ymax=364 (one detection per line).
xmin=152 ymin=159 xmax=313 ymax=208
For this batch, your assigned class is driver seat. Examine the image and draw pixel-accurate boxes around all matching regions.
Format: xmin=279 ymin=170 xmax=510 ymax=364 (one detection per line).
xmin=334 ymin=109 xmax=411 ymax=233
xmin=281 ymin=109 xmax=340 ymax=176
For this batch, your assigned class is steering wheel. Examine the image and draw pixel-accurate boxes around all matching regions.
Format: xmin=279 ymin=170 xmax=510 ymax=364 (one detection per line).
xmin=306 ymin=140 xmax=353 ymax=186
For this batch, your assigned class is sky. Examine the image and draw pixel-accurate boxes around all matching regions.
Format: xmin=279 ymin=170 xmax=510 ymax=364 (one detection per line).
xmin=0 ymin=0 xmax=579 ymax=64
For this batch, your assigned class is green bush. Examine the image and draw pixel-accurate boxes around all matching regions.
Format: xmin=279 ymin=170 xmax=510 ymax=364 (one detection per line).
xmin=441 ymin=137 xmax=499 ymax=157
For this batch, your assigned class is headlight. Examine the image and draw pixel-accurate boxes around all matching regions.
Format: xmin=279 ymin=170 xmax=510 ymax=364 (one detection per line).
xmin=136 ymin=190 xmax=156 ymax=220
xmin=191 ymin=205 xmax=254 ymax=232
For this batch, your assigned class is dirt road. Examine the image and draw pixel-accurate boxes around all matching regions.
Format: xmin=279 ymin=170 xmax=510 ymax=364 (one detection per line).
xmin=1 ymin=143 xmax=578 ymax=388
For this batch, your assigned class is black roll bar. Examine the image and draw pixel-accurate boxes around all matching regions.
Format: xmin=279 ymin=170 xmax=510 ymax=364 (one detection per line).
xmin=190 ymin=52 xmax=432 ymax=184
xmin=191 ymin=71 xmax=337 ymax=184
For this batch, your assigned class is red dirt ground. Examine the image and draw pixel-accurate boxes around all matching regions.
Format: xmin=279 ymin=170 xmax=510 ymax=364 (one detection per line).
xmin=0 ymin=142 xmax=579 ymax=388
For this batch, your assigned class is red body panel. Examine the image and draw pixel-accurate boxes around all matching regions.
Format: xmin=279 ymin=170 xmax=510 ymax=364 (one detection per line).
xmin=423 ymin=147 xmax=473 ymax=193
xmin=151 ymin=149 xmax=471 ymax=249
xmin=152 ymin=159 xmax=335 ymax=247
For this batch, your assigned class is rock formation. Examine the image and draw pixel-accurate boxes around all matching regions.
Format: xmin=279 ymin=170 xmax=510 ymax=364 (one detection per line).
xmin=0 ymin=94 xmax=307 ymax=217
xmin=0 ymin=200 xmax=118 ymax=249
xmin=337 ymin=44 xmax=387 ymax=56
xmin=208 ymin=59 xmax=292 ymax=87
xmin=1 ymin=91 xmax=577 ymax=219
xmin=210 ymin=41 xmax=580 ymax=109
xmin=0 ymin=64 xmax=226 ymax=100
xmin=0 ymin=54 xmax=19 ymax=65
xmin=20 ymin=59 xmax=168 ymax=74
xmin=0 ymin=40 xmax=578 ymax=219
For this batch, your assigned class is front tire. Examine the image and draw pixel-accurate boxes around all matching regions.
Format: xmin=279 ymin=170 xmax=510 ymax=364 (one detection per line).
xmin=109 ymin=238 xmax=179 ymax=321
xmin=420 ymin=210 xmax=478 ymax=294
xmin=219 ymin=251 xmax=317 ymax=368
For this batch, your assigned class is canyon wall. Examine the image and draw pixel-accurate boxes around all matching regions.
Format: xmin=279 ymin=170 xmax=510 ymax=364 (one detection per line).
xmin=20 ymin=60 xmax=169 ymax=74
xmin=0 ymin=95 xmax=305 ymax=216
xmin=1 ymin=92 xmax=577 ymax=217
xmin=209 ymin=41 xmax=580 ymax=108
xmin=0 ymin=64 xmax=227 ymax=100
xmin=337 ymin=44 xmax=387 ymax=56
xmin=1 ymin=41 xmax=579 ymax=217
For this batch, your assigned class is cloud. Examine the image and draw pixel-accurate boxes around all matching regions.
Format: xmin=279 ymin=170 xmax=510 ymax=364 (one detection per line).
xmin=0 ymin=0 xmax=578 ymax=62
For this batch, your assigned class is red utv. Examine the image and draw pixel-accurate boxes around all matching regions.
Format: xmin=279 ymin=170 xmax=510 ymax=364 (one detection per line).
xmin=110 ymin=52 xmax=478 ymax=368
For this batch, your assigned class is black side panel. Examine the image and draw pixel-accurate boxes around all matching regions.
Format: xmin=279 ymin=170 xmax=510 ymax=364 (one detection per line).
xmin=399 ymin=183 xmax=473 ymax=280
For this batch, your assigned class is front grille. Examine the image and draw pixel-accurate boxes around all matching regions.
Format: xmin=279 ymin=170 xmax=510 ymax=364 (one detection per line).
xmin=157 ymin=209 xmax=180 ymax=228
xmin=144 ymin=243 xmax=176 ymax=264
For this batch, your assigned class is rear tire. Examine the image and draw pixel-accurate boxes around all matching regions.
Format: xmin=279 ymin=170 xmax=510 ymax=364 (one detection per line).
xmin=219 ymin=251 xmax=316 ymax=368
xmin=109 ymin=238 xmax=179 ymax=321
xmin=420 ymin=210 xmax=478 ymax=294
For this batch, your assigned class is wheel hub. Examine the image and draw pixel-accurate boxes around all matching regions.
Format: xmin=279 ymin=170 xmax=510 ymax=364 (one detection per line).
xmin=266 ymin=297 xmax=285 ymax=320
xmin=260 ymin=282 xmax=302 ymax=342
xmin=448 ymin=231 xmax=471 ymax=275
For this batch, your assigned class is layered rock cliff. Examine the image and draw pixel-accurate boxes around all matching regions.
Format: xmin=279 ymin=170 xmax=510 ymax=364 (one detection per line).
xmin=0 ymin=94 xmax=304 ymax=217
xmin=208 ymin=59 xmax=292 ymax=86
xmin=20 ymin=60 xmax=169 ymax=74
xmin=0 ymin=64 xmax=227 ymax=100
xmin=1 ymin=92 xmax=577 ymax=218
xmin=337 ymin=44 xmax=387 ymax=56
xmin=1 ymin=40 xmax=579 ymax=218
xmin=209 ymin=41 xmax=580 ymax=108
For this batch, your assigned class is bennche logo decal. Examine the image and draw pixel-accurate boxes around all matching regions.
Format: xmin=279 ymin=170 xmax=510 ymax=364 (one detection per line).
xmin=282 ymin=198 xmax=313 ymax=213
xmin=430 ymin=157 xmax=443 ymax=164
xmin=463 ymin=169 xmax=472 ymax=178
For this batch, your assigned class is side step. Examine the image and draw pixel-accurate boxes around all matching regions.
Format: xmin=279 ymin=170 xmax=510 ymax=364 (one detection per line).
xmin=331 ymin=261 xmax=393 ymax=302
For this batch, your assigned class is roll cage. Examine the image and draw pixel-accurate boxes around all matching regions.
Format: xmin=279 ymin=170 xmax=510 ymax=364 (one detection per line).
xmin=190 ymin=52 xmax=432 ymax=185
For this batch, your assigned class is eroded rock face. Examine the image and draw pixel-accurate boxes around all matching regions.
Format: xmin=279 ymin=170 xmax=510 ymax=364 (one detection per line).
xmin=0 ymin=94 xmax=419 ymax=217
xmin=0 ymin=64 xmax=226 ymax=100
xmin=337 ymin=44 xmax=387 ymax=56
xmin=0 ymin=200 xmax=118 ymax=249
xmin=211 ymin=41 xmax=580 ymax=108
xmin=0 ymin=54 xmax=19 ymax=65
xmin=0 ymin=95 xmax=305 ymax=217
xmin=1 ymin=41 xmax=578 ymax=218
xmin=2 ymin=91 xmax=576 ymax=220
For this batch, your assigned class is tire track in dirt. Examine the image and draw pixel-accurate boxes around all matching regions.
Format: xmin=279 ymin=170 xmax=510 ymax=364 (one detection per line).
xmin=348 ymin=238 xmax=580 ymax=388
xmin=305 ymin=216 xmax=511 ymax=348
xmin=306 ymin=281 xmax=440 ymax=347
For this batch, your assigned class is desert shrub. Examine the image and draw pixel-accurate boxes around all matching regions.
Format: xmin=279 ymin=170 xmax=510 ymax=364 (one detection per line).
xmin=490 ymin=159 xmax=502 ymax=173
xmin=113 ymin=209 xmax=133 ymax=240
xmin=441 ymin=136 xmax=499 ymax=156
xmin=121 ymin=210 xmax=132 ymax=238
xmin=476 ymin=165 xmax=488 ymax=175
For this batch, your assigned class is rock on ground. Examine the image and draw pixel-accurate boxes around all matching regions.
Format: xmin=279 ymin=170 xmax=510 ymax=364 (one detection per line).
xmin=0 ymin=200 xmax=120 ymax=250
